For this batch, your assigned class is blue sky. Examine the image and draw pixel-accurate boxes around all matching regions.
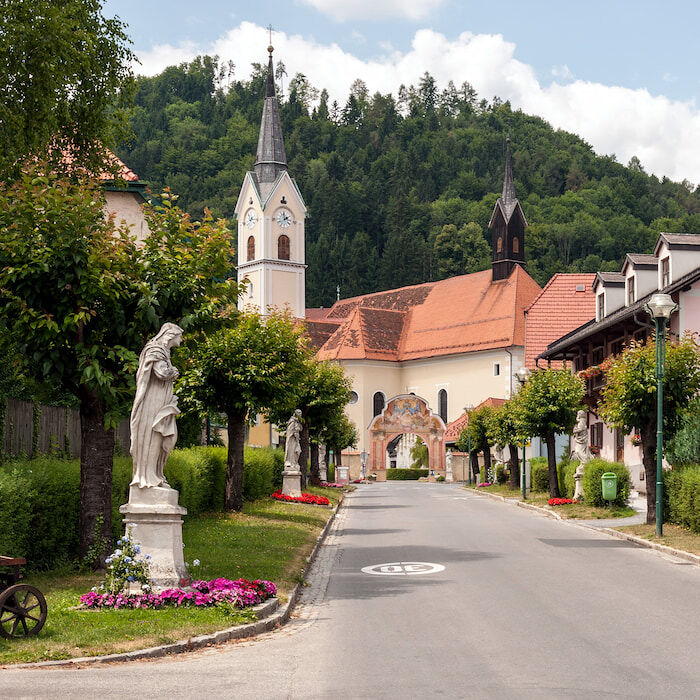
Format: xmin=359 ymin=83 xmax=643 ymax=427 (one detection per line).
xmin=104 ymin=0 xmax=700 ymax=183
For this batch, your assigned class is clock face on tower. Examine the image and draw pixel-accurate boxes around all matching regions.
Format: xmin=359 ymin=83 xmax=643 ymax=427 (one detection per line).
xmin=276 ymin=209 xmax=292 ymax=229
xmin=245 ymin=210 xmax=257 ymax=229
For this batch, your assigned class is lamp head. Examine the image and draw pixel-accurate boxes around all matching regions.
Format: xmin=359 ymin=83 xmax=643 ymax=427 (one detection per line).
xmin=516 ymin=366 xmax=531 ymax=385
xmin=645 ymin=293 xmax=677 ymax=320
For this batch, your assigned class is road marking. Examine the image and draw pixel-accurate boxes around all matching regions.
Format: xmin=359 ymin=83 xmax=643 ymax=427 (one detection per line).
xmin=361 ymin=562 xmax=445 ymax=576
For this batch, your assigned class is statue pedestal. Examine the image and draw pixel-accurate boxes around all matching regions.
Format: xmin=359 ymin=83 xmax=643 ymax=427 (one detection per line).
xmin=119 ymin=485 xmax=189 ymax=590
xmin=318 ymin=466 xmax=328 ymax=482
xmin=282 ymin=469 xmax=302 ymax=497
xmin=445 ymin=466 xmax=454 ymax=482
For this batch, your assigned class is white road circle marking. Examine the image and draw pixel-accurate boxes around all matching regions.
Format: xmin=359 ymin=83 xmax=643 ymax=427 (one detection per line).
xmin=361 ymin=562 xmax=446 ymax=576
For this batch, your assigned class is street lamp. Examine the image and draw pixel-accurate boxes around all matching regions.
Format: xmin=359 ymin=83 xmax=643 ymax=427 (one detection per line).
xmin=516 ymin=367 xmax=531 ymax=500
xmin=644 ymin=293 xmax=678 ymax=537
xmin=464 ymin=404 xmax=474 ymax=484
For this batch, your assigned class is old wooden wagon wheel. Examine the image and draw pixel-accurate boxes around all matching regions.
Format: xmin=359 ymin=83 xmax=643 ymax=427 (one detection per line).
xmin=0 ymin=584 xmax=47 ymax=638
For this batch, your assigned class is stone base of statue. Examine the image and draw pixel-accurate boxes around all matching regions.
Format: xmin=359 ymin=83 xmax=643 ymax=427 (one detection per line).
xmin=445 ymin=465 xmax=454 ymax=482
xmin=318 ymin=466 xmax=328 ymax=482
xmin=119 ymin=485 xmax=189 ymax=590
xmin=282 ymin=468 xmax=302 ymax=498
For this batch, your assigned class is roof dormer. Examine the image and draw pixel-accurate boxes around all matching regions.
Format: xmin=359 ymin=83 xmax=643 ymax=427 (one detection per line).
xmin=593 ymin=272 xmax=625 ymax=319
xmin=654 ymin=233 xmax=700 ymax=288
xmin=621 ymin=254 xmax=657 ymax=306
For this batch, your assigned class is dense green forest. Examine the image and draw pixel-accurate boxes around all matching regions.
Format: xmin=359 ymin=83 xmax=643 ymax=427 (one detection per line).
xmin=118 ymin=56 xmax=700 ymax=307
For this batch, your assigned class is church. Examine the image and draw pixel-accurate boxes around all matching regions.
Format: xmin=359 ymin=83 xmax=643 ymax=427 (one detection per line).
xmin=237 ymin=47 xmax=542 ymax=478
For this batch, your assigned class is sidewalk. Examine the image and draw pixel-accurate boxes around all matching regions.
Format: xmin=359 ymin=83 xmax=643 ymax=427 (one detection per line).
xmin=573 ymin=489 xmax=646 ymax=529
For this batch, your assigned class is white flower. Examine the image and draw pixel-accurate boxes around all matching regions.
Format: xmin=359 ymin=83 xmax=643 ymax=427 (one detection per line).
xmin=193 ymin=559 xmax=200 ymax=567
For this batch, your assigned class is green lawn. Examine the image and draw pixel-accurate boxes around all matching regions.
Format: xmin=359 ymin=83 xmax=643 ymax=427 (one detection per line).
xmin=0 ymin=486 xmax=342 ymax=665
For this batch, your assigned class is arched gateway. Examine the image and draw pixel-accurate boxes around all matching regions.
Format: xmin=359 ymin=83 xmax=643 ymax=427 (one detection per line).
xmin=368 ymin=394 xmax=447 ymax=480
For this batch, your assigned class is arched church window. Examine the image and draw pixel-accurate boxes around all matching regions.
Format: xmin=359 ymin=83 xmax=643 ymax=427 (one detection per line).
xmin=373 ymin=392 xmax=385 ymax=418
xmin=438 ymin=389 xmax=447 ymax=423
xmin=497 ymin=236 xmax=503 ymax=253
xmin=247 ymin=235 xmax=255 ymax=261
xmin=278 ymin=234 xmax=290 ymax=260
xmin=513 ymin=237 xmax=519 ymax=254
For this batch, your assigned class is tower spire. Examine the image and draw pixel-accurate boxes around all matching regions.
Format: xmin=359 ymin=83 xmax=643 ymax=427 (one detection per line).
xmin=501 ymin=134 xmax=516 ymax=215
xmin=254 ymin=39 xmax=287 ymax=201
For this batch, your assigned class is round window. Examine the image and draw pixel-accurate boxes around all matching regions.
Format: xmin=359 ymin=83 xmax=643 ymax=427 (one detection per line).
xmin=348 ymin=391 xmax=359 ymax=405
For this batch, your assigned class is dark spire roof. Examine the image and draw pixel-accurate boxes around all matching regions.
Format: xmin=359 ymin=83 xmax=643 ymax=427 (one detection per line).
xmin=501 ymin=135 xmax=516 ymax=217
xmin=253 ymin=45 xmax=287 ymax=201
xmin=488 ymin=134 xmax=527 ymax=228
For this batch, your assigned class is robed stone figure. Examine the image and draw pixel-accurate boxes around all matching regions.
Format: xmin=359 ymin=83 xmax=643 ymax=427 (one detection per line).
xmin=130 ymin=322 xmax=183 ymax=488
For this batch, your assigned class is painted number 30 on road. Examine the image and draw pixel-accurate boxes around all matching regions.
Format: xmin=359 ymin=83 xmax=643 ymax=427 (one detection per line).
xmin=361 ymin=562 xmax=445 ymax=576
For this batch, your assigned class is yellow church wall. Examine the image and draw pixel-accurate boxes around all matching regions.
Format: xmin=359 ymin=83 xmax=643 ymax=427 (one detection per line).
xmin=269 ymin=270 xmax=299 ymax=313
xmin=239 ymin=268 xmax=261 ymax=313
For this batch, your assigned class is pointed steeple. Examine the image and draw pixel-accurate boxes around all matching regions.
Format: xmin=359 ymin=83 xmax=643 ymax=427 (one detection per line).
xmin=501 ymin=135 xmax=517 ymax=218
xmin=254 ymin=44 xmax=287 ymax=201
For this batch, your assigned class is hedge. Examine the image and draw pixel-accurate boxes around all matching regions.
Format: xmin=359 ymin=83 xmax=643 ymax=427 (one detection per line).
xmin=386 ymin=468 xmax=429 ymax=480
xmin=581 ymin=459 xmax=630 ymax=507
xmin=664 ymin=466 xmax=700 ymax=533
xmin=0 ymin=445 xmax=284 ymax=570
xmin=530 ymin=457 xmax=549 ymax=492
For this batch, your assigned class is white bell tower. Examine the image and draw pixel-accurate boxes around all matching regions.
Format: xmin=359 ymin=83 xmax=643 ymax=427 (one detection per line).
xmin=234 ymin=44 xmax=306 ymax=318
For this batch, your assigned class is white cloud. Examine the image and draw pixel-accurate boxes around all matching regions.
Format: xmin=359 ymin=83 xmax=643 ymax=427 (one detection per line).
xmin=135 ymin=22 xmax=700 ymax=184
xmin=299 ymin=0 xmax=446 ymax=21
xmin=551 ymin=65 xmax=574 ymax=81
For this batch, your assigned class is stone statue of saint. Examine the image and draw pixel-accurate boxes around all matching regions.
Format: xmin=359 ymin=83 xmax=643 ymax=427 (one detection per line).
xmin=130 ymin=323 xmax=183 ymax=489
xmin=570 ymin=410 xmax=590 ymax=465
xmin=284 ymin=409 xmax=303 ymax=471
xmin=445 ymin=449 xmax=453 ymax=471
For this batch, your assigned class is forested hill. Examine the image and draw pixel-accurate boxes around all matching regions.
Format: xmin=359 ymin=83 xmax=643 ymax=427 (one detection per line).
xmin=118 ymin=56 xmax=700 ymax=307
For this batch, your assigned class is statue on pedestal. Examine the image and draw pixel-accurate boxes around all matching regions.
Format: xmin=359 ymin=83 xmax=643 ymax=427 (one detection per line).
xmin=318 ymin=444 xmax=328 ymax=482
xmin=445 ymin=449 xmax=454 ymax=482
xmin=282 ymin=410 xmax=303 ymax=497
xmin=120 ymin=322 xmax=188 ymax=590
xmin=130 ymin=322 xmax=183 ymax=489
xmin=570 ymin=410 xmax=590 ymax=502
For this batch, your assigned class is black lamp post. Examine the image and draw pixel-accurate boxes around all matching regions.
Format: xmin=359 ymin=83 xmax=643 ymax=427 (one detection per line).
xmin=644 ymin=293 xmax=678 ymax=537
xmin=464 ymin=404 xmax=473 ymax=484
xmin=516 ymin=367 xmax=531 ymax=500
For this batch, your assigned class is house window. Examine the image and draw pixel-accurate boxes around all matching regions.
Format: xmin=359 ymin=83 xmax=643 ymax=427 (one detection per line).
xmin=373 ymin=392 xmax=385 ymax=418
xmin=610 ymin=338 xmax=624 ymax=356
xmin=627 ymin=276 xmax=635 ymax=305
xmin=248 ymin=281 xmax=254 ymax=299
xmin=512 ymin=237 xmax=519 ymax=254
xmin=661 ymin=257 xmax=670 ymax=288
xmin=597 ymin=294 xmax=605 ymax=321
xmin=590 ymin=422 xmax=604 ymax=448
xmin=278 ymin=234 xmax=290 ymax=260
xmin=592 ymin=347 xmax=604 ymax=366
xmin=497 ymin=236 xmax=503 ymax=253
xmin=247 ymin=235 xmax=255 ymax=261
xmin=438 ymin=389 xmax=448 ymax=423
xmin=493 ymin=363 xmax=501 ymax=376
xmin=348 ymin=391 xmax=359 ymax=405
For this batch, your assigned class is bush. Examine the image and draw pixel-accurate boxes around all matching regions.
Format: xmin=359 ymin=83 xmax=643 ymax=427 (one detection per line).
xmin=666 ymin=398 xmax=700 ymax=467
xmin=495 ymin=464 xmax=508 ymax=484
xmin=0 ymin=445 xmax=286 ymax=571
xmin=530 ymin=457 xmax=549 ymax=492
xmin=664 ymin=466 xmax=700 ymax=533
xmin=386 ymin=468 xmax=429 ymax=480
xmin=557 ymin=457 xmax=578 ymax=499
xmin=582 ymin=459 xmax=630 ymax=507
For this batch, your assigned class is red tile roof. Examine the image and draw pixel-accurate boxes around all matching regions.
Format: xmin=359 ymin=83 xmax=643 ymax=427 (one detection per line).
xmin=524 ymin=273 xmax=596 ymax=369
xmin=59 ymin=148 xmax=140 ymax=182
xmin=444 ymin=397 xmax=506 ymax=442
xmin=303 ymin=319 xmax=342 ymax=350
xmin=318 ymin=265 xmax=541 ymax=362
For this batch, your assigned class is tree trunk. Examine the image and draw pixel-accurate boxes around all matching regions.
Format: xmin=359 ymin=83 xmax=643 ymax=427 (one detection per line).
xmin=225 ymin=412 xmax=246 ymax=511
xmin=309 ymin=442 xmax=320 ymax=486
xmin=641 ymin=421 xmax=657 ymax=524
xmin=508 ymin=443 xmax=520 ymax=488
xmin=483 ymin=444 xmax=492 ymax=480
xmin=78 ymin=389 xmax=114 ymax=566
xmin=470 ymin=450 xmax=479 ymax=480
xmin=546 ymin=431 xmax=560 ymax=498
xmin=299 ymin=423 xmax=310 ymax=489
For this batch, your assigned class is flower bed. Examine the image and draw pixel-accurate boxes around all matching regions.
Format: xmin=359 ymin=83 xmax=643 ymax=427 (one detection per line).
xmin=476 ymin=482 xmax=492 ymax=488
xmin=271 ymin=491 xmax=330 ymax=506
xmin=79 ymin=578 xmax=276 ymax=610
xmin=320 ymin=482 xmax=344 ymax=488
xmin=548 ymin=497 xmax=574 ymax=506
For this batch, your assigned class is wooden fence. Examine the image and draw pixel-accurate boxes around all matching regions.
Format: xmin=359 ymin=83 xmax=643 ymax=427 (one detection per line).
xmin=1 ymin=398 xmax=130 ymax=459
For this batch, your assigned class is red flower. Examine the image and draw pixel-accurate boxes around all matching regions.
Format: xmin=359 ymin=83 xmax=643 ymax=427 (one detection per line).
xmin=271 ymin=491 xmax=329 ymax=506
xmin=548 ymin=497 xmax=574 ymax=506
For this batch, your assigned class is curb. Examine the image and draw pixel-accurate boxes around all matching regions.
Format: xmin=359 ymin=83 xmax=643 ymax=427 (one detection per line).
xmin=465 ymin=486 xmax=698 ymax=564
xmin=7 ymin=496 xmax=345 ymax=670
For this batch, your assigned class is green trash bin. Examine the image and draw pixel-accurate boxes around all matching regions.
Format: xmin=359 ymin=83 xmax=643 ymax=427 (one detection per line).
xmin=601 ymin=472 xmax=618 ymax=501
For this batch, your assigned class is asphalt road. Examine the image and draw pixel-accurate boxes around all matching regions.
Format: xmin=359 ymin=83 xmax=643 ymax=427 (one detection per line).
xmin=2 ymin=483 xmax=699 ymax=699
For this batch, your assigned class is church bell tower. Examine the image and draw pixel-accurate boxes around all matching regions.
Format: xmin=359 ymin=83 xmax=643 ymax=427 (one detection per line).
xmin=488 ymin=136 xmax=527 ymax=281
xmin=234 ymin=44 xmax=307 ymax=318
